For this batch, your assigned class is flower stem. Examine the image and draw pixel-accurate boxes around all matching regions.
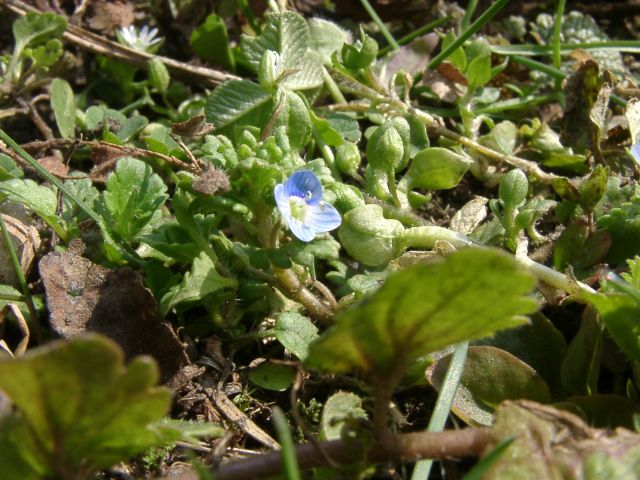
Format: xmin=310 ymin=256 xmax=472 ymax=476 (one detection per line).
xmin=273 ymin=267 xmax=334 ymax=325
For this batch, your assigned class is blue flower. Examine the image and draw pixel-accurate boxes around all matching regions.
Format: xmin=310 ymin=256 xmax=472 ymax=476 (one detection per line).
xmin=631 ymin=144 xmax=640 ymax=164
xmin=274 ymin=171 xmax=341 ymax=242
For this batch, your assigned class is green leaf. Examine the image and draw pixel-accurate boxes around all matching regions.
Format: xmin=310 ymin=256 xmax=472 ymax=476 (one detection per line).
xmin=101 ymin=157 xmax=168 ymax=241
xmin=23 ymin=39 xmax=63 ymax=69
xmin=274 ymin=90 xmax=311 ymax=151
xmin=204 ymin=80 xmax=272 ymax=131
xmin=190 ymin=13 xmax=235 ymax=70
xmin=306 ymin=249 xmax=537 ymax=376
xmin=240 ymin=11 xmax=323 ymax=91
xmin=560 ymin=308 xmax=603 ymax=395
xmin=248 ymin=362 xmax=295 ymax=391
xmin=0 ymin=335 xmax=176 ymax=477
xmin=308 ymin=18 xmax=349 ymax=66
xmin=589 ymin=292 xmax=640 ymax=363
xmin=13 ymin=12 xmax=67 ymax=53
xmin=579 ymin=164 xmax=608 ymax=212
xmin=465 ymin=39 xmax=492 ymax=90
xmin=0 ymin=154 xmax=23 ymax=180
xmin=147 ymin=57 xmax=170 ymax=93
xmin=428 ymin=346 xmax=551 ymax=415
xmin=320 ymin=392 xmax=368 ymax=441
xmin=159 ymin=252 xmax=236 ymax=316
xmin=116 ymin=115 xmax=149 ymax=143
xmin=326 ymin=113 xmax=361 ymax=143
xmin=401 ymin=147 xmax=471 ymax=191
xmin=270 ymin=312 xmax=319 ymax=361
xmin=0 ymin=179 xmax=64 ymax=236
xmin=50 ymin=78 xmax=76 ymax=139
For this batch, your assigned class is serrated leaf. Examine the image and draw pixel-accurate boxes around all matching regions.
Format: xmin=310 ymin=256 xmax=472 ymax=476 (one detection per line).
xmin=240 ymin=11 xmax=323 ymax=90
xmin=0 ymin=335 xmax=175 ymax=477
xmin=101 ymin=157 xmax=168 ymax=241
xmin=50 ymin=78 xmax=76 ymax=139
xmin=159 ymin=252 xmax=236 ymax=315
xmin=270 ymin=312 xmax=319 ymax=361
xmin=306 ymin=249 xmax=537 ymax=376
xmin=204 ymin=80 xmax=272 ymax=131
xmin=320 ymin=392 xmax=367 ymax=441
xmin=13 ymin=12 xmax=66 ymax=53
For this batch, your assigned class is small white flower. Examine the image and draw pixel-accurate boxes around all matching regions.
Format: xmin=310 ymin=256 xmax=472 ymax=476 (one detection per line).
xmin=117 ymin=25 xmax=163 ymax=53
xmin=274 ymin=171 xmax=342 ymax=242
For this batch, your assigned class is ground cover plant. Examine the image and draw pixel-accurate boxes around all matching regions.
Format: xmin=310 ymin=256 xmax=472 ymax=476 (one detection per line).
xmin=2 ymin=0 xmax=640 ymax=478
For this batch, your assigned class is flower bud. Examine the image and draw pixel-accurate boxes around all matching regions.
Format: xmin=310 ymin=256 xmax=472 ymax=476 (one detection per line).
xmin=335 ymin=141 xmax=361 ymax=177
xmin=341 ymin=26 xmax=378 ymax=70
xmin=258 ymin=50 xmax=282 ymax=91
xmin=499 ymin=169 xmax=528 ymax=208
xmin=147 ymin=57 xmax=170 ymax=93
xmin=366 ymin=123 xmax=404 ymax=172
xmin=338 ymin=204 xmax=404 ymax=267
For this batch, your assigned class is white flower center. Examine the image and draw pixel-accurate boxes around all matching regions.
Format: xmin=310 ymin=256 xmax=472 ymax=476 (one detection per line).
xmin=289 ymin=196 xmax=309 ymax=222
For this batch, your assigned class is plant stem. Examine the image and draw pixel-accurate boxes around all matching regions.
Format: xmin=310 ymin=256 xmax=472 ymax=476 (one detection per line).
xmin=411 ymin=341 xmax=469 ymax=480
xmin=378 ymin=16 xmax=452 ymax=56
xmin=163 ymin=428 xmax=492 ymax=480
xmin=272 ymin=267 xmax=334 ymax=325
xmin=552 ymin=0 xmax=567 ymax=90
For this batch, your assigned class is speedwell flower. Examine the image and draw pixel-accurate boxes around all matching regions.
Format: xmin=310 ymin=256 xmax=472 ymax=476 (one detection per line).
xmin=631 ymin=144 xmax=640 ymax=165
xmin=274 ymin=171 xmax=341 ymax=242
xmin=117 ymin=25 xmax=163 ymax=53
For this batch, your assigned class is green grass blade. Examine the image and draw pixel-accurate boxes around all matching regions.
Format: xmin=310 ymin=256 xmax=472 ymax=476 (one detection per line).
xmin=410 ymin=341 xmax=469 ymax=480
xmin=272 ymin=407 xmax=301 ymax=480
xmin=462 ymin=438 xmax=514 ymax=480
xmin=359 ymin=0 xmax=400 ymax=51
xmin=491 ymin=40 xmax=640 ymax=56
xmin=461 ymin=0 xmax=480 ymax=31
xmin=428 ymin=0 xmax=510 ymax=69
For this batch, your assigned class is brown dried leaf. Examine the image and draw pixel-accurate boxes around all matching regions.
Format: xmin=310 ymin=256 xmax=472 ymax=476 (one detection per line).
xmin=39 ymin=249 xmax=189 ymax=382
xmin=171 ymin=115 xmax=215 ymax=137
xmin=87 ymin=0 xmax=135 ymax=33
xmin=0 ymin=214 xmax=40 ymax=287
xmin=38 ymin=155 xmax=69 ymax=177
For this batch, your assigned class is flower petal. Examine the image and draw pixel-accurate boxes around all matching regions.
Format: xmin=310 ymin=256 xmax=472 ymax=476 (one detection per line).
xmin=306 ymin=202 xmax=342 ymax=233
xmin=274 ymin=183 xmax=292 ymax=225
xmin=632 ymin=144 xmax=640 ymax=164
xmin=284 ymin=170 xmax=323 ymax=205
xmin=289 ymin=218 xmax=316 ymax=242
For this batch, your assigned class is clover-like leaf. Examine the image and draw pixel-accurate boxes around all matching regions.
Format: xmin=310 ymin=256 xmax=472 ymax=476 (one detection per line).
xmin=205 ymin=80 xmax=273 ymax=131
xmin=240 ymin=11 xmax=323 ymax=91
xmin=306 ymin=249 xmax=537 ymax=376
xmin=101 ymin=157 xmax=168 ymax=241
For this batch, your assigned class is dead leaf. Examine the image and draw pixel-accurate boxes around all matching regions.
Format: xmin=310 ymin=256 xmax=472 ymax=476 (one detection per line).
xmin=38 ymin=155 xmax=69 ymax=177
xmin=171 ymin=115 xmax=215 ymax=137
xmin=378 ymin=33 xmax=438 ymax=86
xmin=39 ymin=249 xmax=189 ymax=382
xmin=0 ymin=214 xmax=40 ymax=287
xmin=87 ymin=0 xmax=135 ymax=33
